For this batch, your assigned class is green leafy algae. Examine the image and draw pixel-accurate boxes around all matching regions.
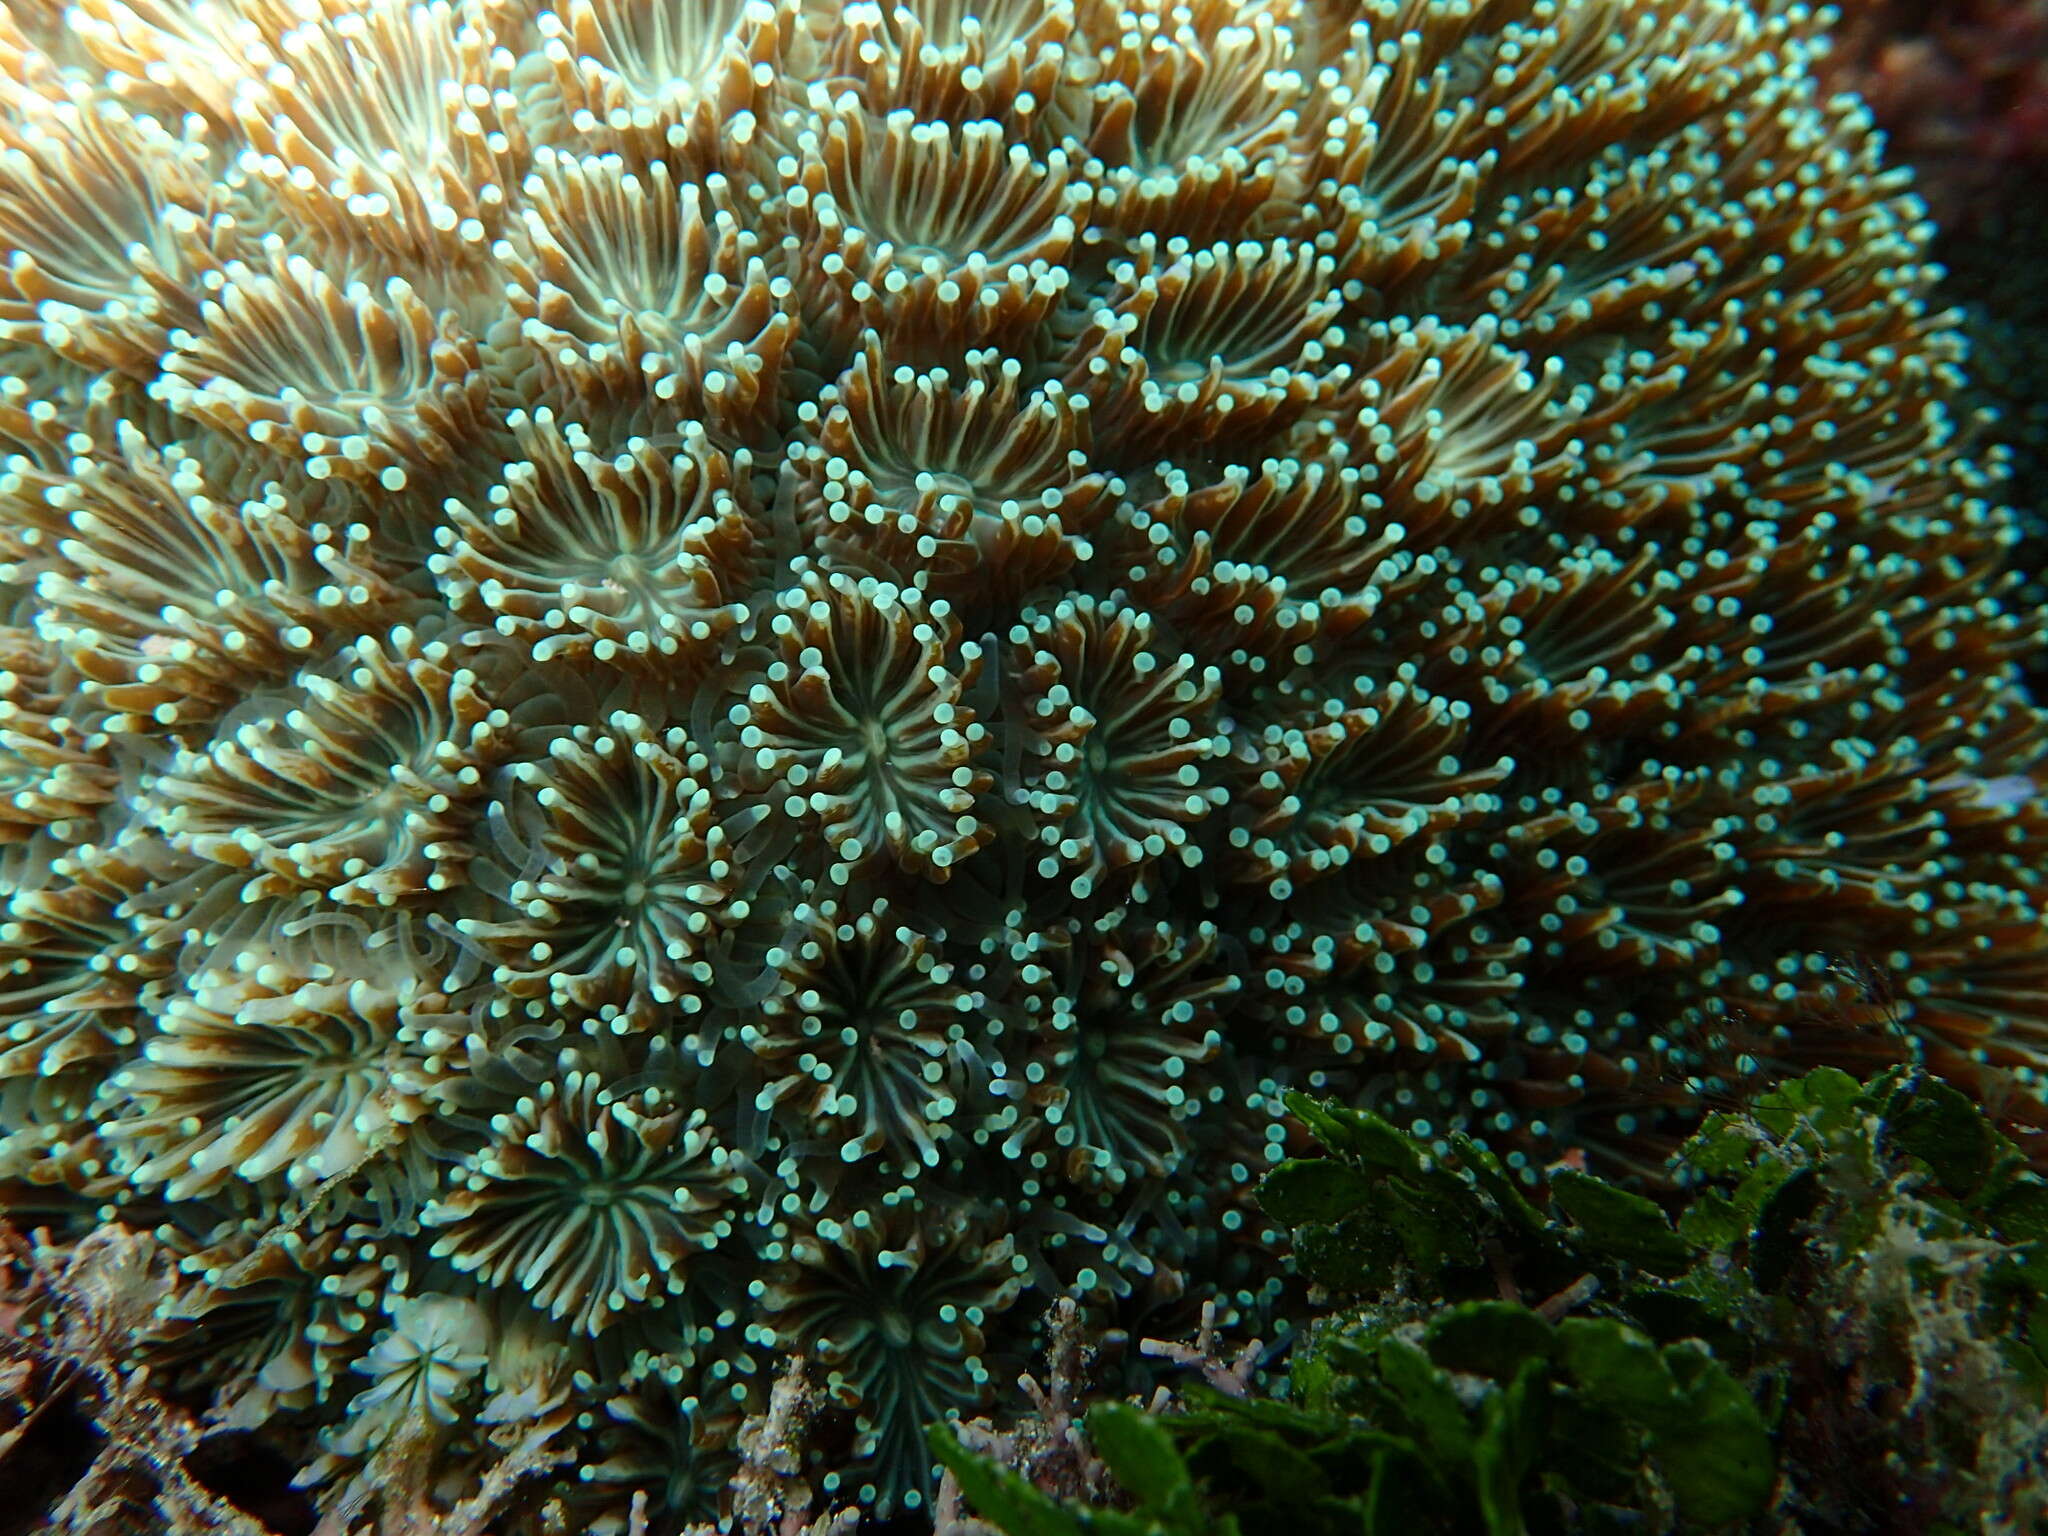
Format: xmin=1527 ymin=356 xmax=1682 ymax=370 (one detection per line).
xmin=937 ymin=1066 xmax=2048 ymax=1534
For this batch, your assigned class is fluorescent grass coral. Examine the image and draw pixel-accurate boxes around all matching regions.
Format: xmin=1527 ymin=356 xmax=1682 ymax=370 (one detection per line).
xmin=0 ymin=0 xmax=2042 ymax=1525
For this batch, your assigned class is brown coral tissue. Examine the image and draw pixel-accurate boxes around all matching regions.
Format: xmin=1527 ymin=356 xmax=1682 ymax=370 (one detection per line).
xmin=0 ymin=0 xmax=2042 ymax=1527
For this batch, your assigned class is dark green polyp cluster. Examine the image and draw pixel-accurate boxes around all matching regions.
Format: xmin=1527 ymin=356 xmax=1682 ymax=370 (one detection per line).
xmin=0 ymin=0 xmax=2041 ymax=1524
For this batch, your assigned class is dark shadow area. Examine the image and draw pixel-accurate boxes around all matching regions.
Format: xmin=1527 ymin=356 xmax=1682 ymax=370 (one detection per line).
xmin=187 ymin=1430 xmax=320 ymax=1536
xmin=0 ymin=1397 xmax=99 ymax=1536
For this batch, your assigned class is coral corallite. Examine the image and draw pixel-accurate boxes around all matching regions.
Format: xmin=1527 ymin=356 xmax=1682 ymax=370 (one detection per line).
xmin=0 ymin=0 xmax=2043 ymax=1524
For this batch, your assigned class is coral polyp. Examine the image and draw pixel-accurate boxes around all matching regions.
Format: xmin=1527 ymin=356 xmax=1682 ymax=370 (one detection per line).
xmin=0 ymin=0 xmax=2042 ymax=1527
xmin=744 ymin=895 xmax=978 ymax=1171
xmin=421 ymin=1069 xmax=745 ymax=1335
xmin=793 ymin=335 xmax=1112 ymax=600
xmin=104 ymin=954 xmax=449 ymax=1199
xmin=738 ymin=569 xmax=994 ymax=879
xmin=143 ymin=625 xmax=510 ymax=905
xmin=459 ymin=710 xmax=741 ymax=1019
xmin=756 ymin=1200 xmax=1024 ymax=1508
xmin=432 ymin=409 xmax=758 ymax=667
xmin=1008 ymin=596 xmax=1228 ymax=897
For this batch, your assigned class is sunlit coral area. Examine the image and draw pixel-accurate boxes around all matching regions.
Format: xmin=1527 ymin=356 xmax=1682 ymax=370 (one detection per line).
xmin=0 ymin=0 xmax=2042 ymax=1527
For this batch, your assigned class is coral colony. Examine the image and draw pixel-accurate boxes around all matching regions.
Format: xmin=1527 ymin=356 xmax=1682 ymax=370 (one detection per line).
xmin=0 ymin=0 xmax=2040 ymax=1526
